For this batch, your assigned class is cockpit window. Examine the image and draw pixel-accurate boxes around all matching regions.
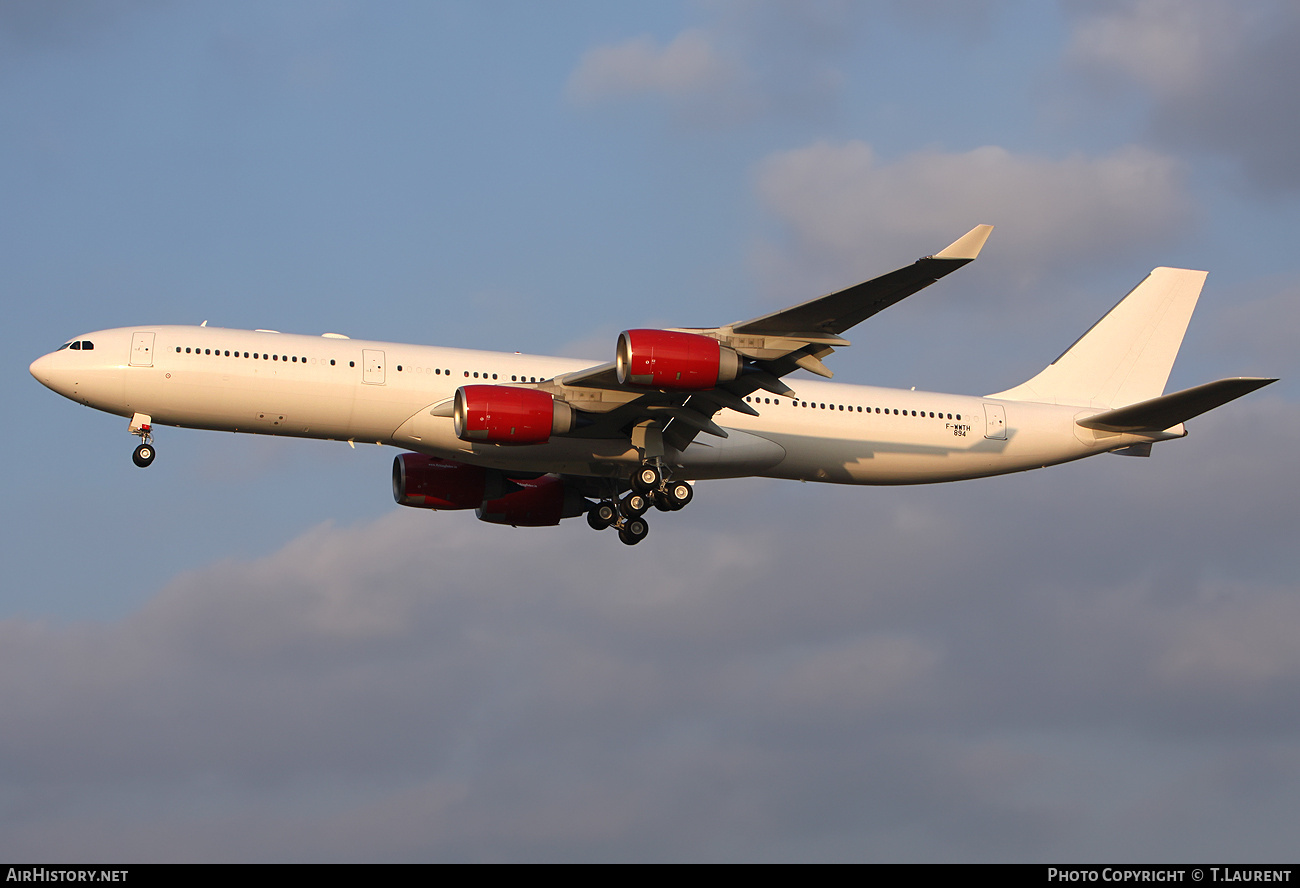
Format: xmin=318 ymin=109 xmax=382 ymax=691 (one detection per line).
xmin=70 ymin=341 xmax=81 ymax=350
xmin=80 ymin=341 xmax=94 ymax=350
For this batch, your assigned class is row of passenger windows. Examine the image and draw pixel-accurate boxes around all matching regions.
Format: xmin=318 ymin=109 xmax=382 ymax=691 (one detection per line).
xmin=744 ymin=395 xmax=961 ymax=420
xmin=390 ymin=367 xmax=544 ymax=383
xmin=176 ymin=348 xmax=534 ymax=382
xmin=176 ymin=346 xmax=353 ymax=367
xmin=396 ymin=366 xmax=453 ymax=375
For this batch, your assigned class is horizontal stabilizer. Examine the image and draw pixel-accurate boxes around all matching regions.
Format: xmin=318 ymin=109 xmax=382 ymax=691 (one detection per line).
xmin=1076 ymin=377 xmax=1276 ymax=432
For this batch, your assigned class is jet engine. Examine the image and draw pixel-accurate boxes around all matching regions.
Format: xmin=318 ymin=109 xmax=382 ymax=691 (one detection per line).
xmin=616 ymin=329 xmax=741 ymax=391
xmin=476 ymin=475 xmax=589 ymax=527
xmin=453 ymin=385 xmax=574 ymax=445
xmin=392 ymin=453 xmax=509 ymax=509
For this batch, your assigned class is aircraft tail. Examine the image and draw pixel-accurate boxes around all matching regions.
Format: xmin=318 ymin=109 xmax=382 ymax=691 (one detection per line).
xmin=988 ymin=267 xmax=1207 ymax=409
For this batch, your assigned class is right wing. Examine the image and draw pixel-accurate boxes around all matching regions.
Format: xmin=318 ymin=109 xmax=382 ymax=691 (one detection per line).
xmin=542 ymin=225 xmax=993 ymax=451
xmin=728 ymin=224 xmax=993 ymax=339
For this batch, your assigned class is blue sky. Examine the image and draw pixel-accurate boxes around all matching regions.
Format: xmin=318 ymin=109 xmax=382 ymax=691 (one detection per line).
xmin=3 ymin=0 xmax=1299 ymax=862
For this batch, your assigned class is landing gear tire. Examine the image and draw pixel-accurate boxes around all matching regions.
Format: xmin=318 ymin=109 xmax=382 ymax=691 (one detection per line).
xmin=587 ymin=502 xmax=617 ymax=530
xmin=132 ymin=443 xmax=155 ymax=468
xmin=619 ymin=492 xmax=649 ymax=518
xmin=618 ymin=517 xmax=649 ymax=546
xmin=652 ymin=491 xmax=674 ymax=512
xmin=663 ymin=480 xmax=693 ymax=510
xmin=631 ymin=464 xmax=662 ymax=494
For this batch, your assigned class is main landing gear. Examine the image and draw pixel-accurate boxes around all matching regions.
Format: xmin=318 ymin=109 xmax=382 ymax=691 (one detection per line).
xmin=586 ymin=463 xmax=694 ymax=546
xmin=129 ymin=412 xmax=155 ymax=468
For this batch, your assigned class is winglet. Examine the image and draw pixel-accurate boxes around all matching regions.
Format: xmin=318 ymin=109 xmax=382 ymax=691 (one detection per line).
xmin=934 ymin=224 xmax=993 ymax=260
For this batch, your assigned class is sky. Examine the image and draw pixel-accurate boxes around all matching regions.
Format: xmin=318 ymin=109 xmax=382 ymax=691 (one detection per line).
xmin=2 ymin=0 xmax=1298 ymax=863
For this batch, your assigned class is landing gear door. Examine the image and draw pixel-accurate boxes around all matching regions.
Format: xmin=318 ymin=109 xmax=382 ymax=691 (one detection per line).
xmin=363 ymin=349 xmax=385 ymax=385
xmin=130 ymin=332 xmax=155 ymax=367
xmin=983 ymin=403 xmax=1007 ymax=440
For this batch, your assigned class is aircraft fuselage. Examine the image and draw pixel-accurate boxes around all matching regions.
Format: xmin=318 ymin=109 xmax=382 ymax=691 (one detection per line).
xmin=29 ymin=324 xmax=1174 ymax=485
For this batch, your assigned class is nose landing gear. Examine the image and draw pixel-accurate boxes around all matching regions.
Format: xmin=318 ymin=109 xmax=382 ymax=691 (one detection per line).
xmin=132 ymin=443 xmax=155 ymax=468
xmin=129 ymin=412 xmax=155 ymax=468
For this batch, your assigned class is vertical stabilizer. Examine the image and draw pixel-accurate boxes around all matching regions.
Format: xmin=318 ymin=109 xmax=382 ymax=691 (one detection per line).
xmin=988 ymin=267 xmax=1207 ymax=409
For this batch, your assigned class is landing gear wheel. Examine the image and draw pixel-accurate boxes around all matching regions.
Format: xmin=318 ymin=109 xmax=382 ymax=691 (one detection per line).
xmin=631 ymin=464 xmax=662 ymax=494
xmin=132 ymin=443 xmax=155 ymax=468
xmin=652 ymin=491 xmax=674 ymax=512
xmin=618 ymin=517 xmax=649 ymax=546
xmin=619 ymin=492 xmax=649 ymax=518
xmin=587 ymin=502 xmax=617 ymax=530
xmin=663 ymin=480 xmax=693 ymax=510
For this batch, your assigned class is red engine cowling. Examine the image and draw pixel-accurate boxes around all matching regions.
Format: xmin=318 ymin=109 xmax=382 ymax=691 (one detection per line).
xmin=393 ymin=453 xmax=495 ymax=510
xmin=453 ymin=385 xmax=574 ymax=445
xmin=616 ymin=329 xmax=741 ymax=391
xmin=476 ymin=475 xmax=588 ymax=527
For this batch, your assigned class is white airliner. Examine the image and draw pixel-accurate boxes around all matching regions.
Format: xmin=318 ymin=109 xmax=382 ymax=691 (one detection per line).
xmin=30 ymin=225 xmax=1274 ymax=545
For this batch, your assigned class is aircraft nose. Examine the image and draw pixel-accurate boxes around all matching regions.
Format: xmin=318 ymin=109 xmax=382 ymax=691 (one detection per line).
xmin=29 ymin=352 xmax=71 ymax=395
xmin=30 ymin=353 xmax=53 ymax=385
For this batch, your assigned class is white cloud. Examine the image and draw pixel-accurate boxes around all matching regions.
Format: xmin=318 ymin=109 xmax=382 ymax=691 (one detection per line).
xmin=1066 ymin=0 xmax=1239 ymax=95
xmin=1 ymin=398 xmax=1297 ymax=860
xmin=1067 ymin=0 xmax=1300 ymax=189
xmin=567 ymin=29 xmax=744 ymax=106
xmin=753 ymin=140 xmax=1194 ymax=296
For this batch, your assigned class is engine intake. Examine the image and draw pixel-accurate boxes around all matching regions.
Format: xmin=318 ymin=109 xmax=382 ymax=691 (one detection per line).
xmin=392 ymin=453 xmax=508 ymax=509
xmin=453 ymin=385 xmax=574 ymax=445
xmin=616 ymin=329 xmax=741 ymax=391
